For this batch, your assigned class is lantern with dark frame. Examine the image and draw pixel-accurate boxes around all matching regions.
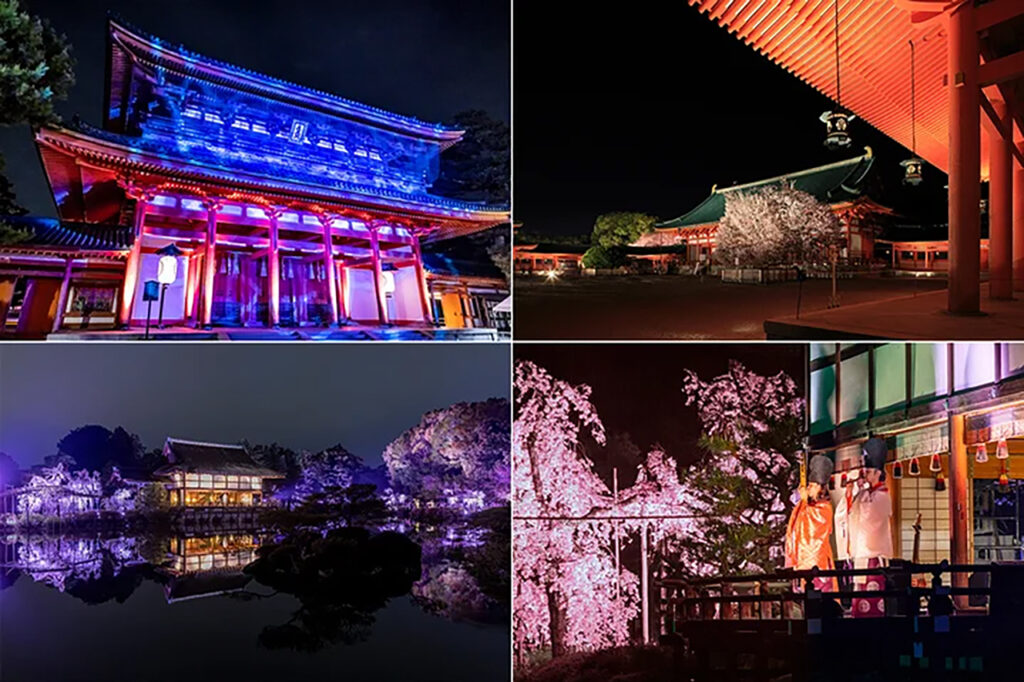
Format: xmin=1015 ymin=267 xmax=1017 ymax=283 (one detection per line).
xmin=901 ymin=40 xmax=924 ymax=186
xmin=821 ymin=110 xmax=855 ymax=150
xmin=155 ymin=243 xmax=184 ymax=329
xmin=821 ymin=0 xmax=853 ymax=150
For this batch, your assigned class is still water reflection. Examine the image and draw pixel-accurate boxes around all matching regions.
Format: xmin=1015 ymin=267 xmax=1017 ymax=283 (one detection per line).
xmin=0 ymin=523 xmax=508 ymax=681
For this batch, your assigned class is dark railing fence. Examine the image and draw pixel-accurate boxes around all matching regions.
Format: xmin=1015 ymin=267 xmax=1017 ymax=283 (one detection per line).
xmin=656 ymin=560 xmax=1024 ymax=680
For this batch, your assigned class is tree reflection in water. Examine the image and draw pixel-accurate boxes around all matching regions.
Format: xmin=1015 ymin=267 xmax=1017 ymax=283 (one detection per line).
xmin=242 ymin=527 xmax=422 ymax=651
xmin=0 ymin=508 xmax=510 ymax=655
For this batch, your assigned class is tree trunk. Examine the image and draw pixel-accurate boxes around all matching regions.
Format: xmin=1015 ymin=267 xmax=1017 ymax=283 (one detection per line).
xmin=546 ymin=580 xmax=569 ymax=657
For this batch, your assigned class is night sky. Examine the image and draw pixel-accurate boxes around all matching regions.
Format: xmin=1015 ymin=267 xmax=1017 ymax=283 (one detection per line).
xmin=515 ymin=343 xmax=806 ymax=481
xmin=0 ymin=343 xmax=510 ymax=469
xmin=1 ymin=0 xmax=509 ymax=215
xmin=514 ymin=3 xmax=949 ymax=237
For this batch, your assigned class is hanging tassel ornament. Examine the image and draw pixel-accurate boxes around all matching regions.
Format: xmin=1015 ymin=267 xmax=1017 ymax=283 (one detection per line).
xmin=997 ymin=438 xmax=1009 ymax=460
xmin=260 ymin=258 xmax=268 ymax=278
xmin=929 ymin=453 xmax=942 ymax=473
xmin=976 ymin=443 xmax=989 ymax=464
xmin=219 ymin=256 xmax=227 ymax=275
xmin=909 ymin=457 xmax=921 ymax=476
xmin=999 ymin=460 xmax=1011 ymax=488
xmin=893 ymin=461 xmax=903 ymax=479
xmin=829 ymin=474 xmax=836 ymax=491
xmin=840 ymin=472 xmax=848 ymax=488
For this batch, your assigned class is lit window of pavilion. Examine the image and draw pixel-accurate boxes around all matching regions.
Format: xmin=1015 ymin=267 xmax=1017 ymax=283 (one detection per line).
xmin=153 ymin=438 xmax=283 ymax=508
xmin=0 ymin=17 xmax=507 ymax=336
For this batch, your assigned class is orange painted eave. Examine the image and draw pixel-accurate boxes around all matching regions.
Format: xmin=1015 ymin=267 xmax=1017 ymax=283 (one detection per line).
xmin=688 ymin=0 xmax=1010 ymax=180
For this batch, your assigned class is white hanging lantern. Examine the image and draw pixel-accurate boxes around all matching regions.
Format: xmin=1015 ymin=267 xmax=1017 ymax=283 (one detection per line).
xmin=997 ymin=438 xmax=1010 ymax=460
xmin=975 ymin=443 xmax=989 ymax=464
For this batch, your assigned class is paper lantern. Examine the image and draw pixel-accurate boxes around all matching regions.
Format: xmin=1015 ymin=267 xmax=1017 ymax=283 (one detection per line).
xmin=935 ymin=473 xmax=946 ymax=492
xmin=892 ymin=461 xmax=903 ymax=479
xmin=976 ymin=444 xmax=989 ymax=464
xmin=929 ymin=453 xmax=942 ymax=473
xmin=997 ymin=439 xmax=1009 ymax=460
xmin=909 ymin=457 xmax=921 ymax=476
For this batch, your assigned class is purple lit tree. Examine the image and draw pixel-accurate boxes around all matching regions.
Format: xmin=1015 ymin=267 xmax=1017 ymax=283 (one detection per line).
xmin=383 ymin=398 xmax=510 ymax=509
xmin=16 ymin=463 xmax=101 ymax=517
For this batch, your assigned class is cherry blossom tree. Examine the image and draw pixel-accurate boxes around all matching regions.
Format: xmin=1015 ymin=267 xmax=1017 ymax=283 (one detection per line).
xmin=513 ymin=360 xmax=639 ymax=662
xmin=677 ymin=361 xmax=805 ymax=576
xmin=715 ymin=183 xmax=843 ymax=267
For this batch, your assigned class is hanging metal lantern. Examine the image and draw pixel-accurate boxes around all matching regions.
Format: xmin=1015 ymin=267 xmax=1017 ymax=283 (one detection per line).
xmin=901 ymin=40 xmax=924 ymax=186
xmin=901 ymin=157 xmax=924 ymax=186
xmin=997 ymin=438 xmax=1009 ymax=460
xmin=821 ymin=0 xmax=852 ymax=150
xmin=976 ymin=443 xmax=989 ymax=464
xmin=909 ymin=457 xmax=921 ymax=476
xmin=821 ymin=110 xmax=854 ymax=150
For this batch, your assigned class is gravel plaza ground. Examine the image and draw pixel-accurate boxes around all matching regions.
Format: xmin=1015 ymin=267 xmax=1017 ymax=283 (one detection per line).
xmin=513 ymin=274 xmax=950 ymax=340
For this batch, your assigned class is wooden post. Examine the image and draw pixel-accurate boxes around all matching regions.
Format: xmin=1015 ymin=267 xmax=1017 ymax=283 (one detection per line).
xmin=51 ymin=258 xmax=74 ymax=333
xmin=411 ymin=233 xmax=434 ymax=324
xmin=947 ymin=1 xmax=982 ymax=314
xmin=369 ymin=223 xmax=389 ymax=325
xmin=613 ymin=467 xmax=621 ymax=597
xmin=119 ymin=196 xmax=148 ymax=327
xmin=267 ymin=208 xmax=281 ymax=326
xmin=202 ymin=200 xmax=220 ymax=327
xmin=641 ymin=522 xmax=650 ymax=644
xmin=949 ymin=413 xmax=970 ymax=609
xmin=988 ymin=99 xmax=1014 ymax=299
xmin=1014 ymin=143 xmax=1024 ymax=290
xmin=318 ymin=215 xmax=340 ymax=326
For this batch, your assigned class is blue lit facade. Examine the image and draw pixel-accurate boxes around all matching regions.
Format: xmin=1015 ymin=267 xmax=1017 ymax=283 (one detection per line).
xmin=6 ymin=17 xmax=506 ymax=335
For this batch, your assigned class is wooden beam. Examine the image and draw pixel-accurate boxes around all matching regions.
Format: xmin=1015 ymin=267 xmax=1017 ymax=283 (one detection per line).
xmin=981 ymin=94 xmax=1024 ymax=167
xmin=979 ymin=49 xmax=1024 ymax=88
xmin=976 ymin=0 xmax=1024 ymax=32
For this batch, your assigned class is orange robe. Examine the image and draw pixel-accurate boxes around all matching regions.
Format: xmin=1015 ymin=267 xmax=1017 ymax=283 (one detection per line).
xmin=785 ymin=497 xmax=835 ymax=574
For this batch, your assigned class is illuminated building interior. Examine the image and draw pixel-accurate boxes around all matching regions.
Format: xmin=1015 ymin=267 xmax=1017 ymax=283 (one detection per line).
xmin=154 ymin=438 xmax=283 ymax=508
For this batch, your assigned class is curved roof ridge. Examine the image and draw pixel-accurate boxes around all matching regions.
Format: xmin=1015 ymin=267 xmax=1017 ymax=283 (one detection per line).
xmin=716 ymin=148 xmax=873 ymax=195
xmin=165 ymin=436 xmax=246 ymax=450
xmin=107 ymin=13 xmax=463 ymax=140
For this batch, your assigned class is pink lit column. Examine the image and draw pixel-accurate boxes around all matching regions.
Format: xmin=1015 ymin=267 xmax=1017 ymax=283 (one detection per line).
xmin=1014 ymin=143 xmax=1024 ymax=291
xmin=119 ymin=195 xmax=149 ymax=327
xmin=337 ymin=262 xmax=349 ymax=321
xmin=369 ymin=224 xmax=389 ymax=325
xmin=947 ymin=1 xmax=981 ymax=314
xmin=411 ymin=234 xmax=434 ymax=324
xmin=318 ymin=215 xmax=340 ymax=326
xmin=267 ymin=208 xmax=282 ymax=326
xmin=988 ymin=99 xmax=1013 ymax=299
xmin=201 ymin=199 xmax=221 ymax=327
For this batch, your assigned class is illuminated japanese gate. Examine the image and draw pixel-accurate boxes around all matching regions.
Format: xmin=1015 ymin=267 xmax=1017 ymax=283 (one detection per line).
xmin=29 ymin=18 xmax=506 ymax=331
xmin=689 ymin=0 xmax=1024 ymax=314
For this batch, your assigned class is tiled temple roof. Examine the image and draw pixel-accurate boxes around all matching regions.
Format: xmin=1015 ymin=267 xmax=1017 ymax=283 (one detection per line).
xmin=1 ymin=216 xmax=132 ymax=251
xmin=156 ymin=438 xmax=284 ymax=478
xmin=656 ymin=149 xmax=876 ymax=230
xmin=107 ymin=14 xmax=462 ymax=141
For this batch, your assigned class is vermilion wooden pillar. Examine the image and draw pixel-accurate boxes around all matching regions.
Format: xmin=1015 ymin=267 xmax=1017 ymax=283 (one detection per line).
xmin=51 ymin=258 xmax=74 ymax=333
xmin=411 ymin=235 xmax=434 ymax=324
xmin=369 ymin=224 xmax=389 ymax=325
xmin=1014 ymin=145 xmax=1024 ymax=290
xmin=947 ymin=2 xmax=981 ymax=314
xmin=318 ymin=215 xmax=340 ymax=326
xmin=201 ymin=200 xmax=219 ymax=327
xmin=948 ymin=414 xmax=970 ymax=608
xmin=988 ymin=99 xmax=1013 ymax=299
xmin=267 ymin=208 xmax=281 ymax=326
xmin=119 ymin=197 xmax=148 ymax=327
